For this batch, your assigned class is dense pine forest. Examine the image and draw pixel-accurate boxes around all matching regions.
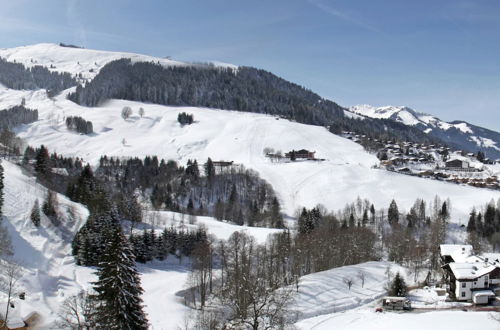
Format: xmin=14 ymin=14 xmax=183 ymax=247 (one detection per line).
xmin=0 ymin=105 xmax=38 ymax=130
xmin=0 ymin=55 xmax=450 ymax=149
xmin=0 ymin=57 xmax=77 ymax=95
xmin=66 ymin=59 xmax=439 ymax=146
xmin=65 ymin=116 xmax=93 ymax=134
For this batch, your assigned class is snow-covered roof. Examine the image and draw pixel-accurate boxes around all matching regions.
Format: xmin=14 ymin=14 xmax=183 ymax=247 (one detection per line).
xmin=384 ymin=296 xmax=409 ymax=301
xmin=481 ymin=253 xmax=500 ymax=264
xmin=440 ymin=244 xmax=473 ymax=263
xmin=472 ymin=290 xmax=495 ymax=297
xmin=7 ymin=319 xmax=26 ymax=328
xmin=51 ymin=167 xmax=69 ymax=176
xmin=448 ymin=262 xmax=497 ymax=280
xmin=0 ymin=302 xmax=25 ymax=328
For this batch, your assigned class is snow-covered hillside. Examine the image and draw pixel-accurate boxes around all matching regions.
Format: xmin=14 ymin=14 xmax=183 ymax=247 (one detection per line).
xmin=1 ymin=160 xmax=92 ymax=327
xmin=0 ymin=160 xmax=285 ymax=328
xmin=4 ymin=86 xmax=500 ymax=223
xmin=349 ymin=104 xmax=500 ymax=159
xmin=0 ymin=43 xmax=236 ymax=83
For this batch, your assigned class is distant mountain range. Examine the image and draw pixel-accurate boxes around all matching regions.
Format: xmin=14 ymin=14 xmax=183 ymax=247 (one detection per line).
xmin=348 ymin=105 xmax=500 ymax=160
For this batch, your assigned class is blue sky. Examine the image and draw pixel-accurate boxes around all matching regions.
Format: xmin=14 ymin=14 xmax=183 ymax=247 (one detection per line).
xmin=1 ymin=0 xmax=499 ymax=130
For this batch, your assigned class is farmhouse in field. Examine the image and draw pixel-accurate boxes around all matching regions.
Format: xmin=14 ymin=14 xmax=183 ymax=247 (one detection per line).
xmin=285 ymin=149 xmax=316 ymax=160
xmin=211 ymin=161 xmax=236 ymax=173
xmin=440 ymin=244 xmax=500 ymax=304
xmin=445 ymin=159 xmax=469 ymax=170
xmin=382 ymin=296 xmax=412 ymax=310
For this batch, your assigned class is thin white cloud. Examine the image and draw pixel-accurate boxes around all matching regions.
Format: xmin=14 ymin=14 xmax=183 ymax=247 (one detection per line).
xmin=66 ymin=0 xmax=87 ymax=47
xmin=307 ymin=0 xmax=381 ymax=33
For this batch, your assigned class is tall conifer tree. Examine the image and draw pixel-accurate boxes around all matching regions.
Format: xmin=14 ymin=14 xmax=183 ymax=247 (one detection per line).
xmin=93 ymin=226 xmax=148 ymax=329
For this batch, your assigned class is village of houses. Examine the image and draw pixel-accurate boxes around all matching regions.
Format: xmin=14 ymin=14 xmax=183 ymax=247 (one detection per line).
xmin=341 ymin=132 xmax=500 ymax=191
xmin=261 ymin=132 xmax=500 ymax=191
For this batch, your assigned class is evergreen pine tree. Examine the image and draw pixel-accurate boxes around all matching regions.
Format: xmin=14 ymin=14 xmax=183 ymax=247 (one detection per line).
xmin=362 ymin=209 xmax=368 ymax=226
xmin=298 ymin=208 xmax=314 ymax=234
xmin=72 ymin=201 xmax=118 ymax=266
xmin=349 ymin=213 xmax=356 ymax=227
xmin=42 ymin=190 xmax=59 ymax=225
xmin=35 ymin=145 xmax=50 ymax=176
xmin=484 ymin=203 xmax=496 ymax=236
xmin=467 ymin=210 xmax=476 ymax=232
xmin=30 ymin=200 xmax=41 ymax=227
xmin=388 ymin=199 xmax=399 ymax=225
xmin=204 ymin=157 xmax=215 ymax=182
xmin=0 ymin=161 xmax=3 ymax=218
xmin=92 ymin=226 xmax=149 ymax=329
xmin=270 ymin=197 xmax=284 ymax=228
xmin=389 ymin=272 xmax=407 ymax=297
xmin=187 ymin=198 xmax=194 ymax=214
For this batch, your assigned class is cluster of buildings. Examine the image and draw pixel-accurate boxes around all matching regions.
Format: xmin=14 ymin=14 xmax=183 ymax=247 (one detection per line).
xmin=266 ymin=149 xmax=321 ymax=162
xmin=440 ymin=244 xmax=500 ymax=304
xmin=371 ymin=140 xmax=499 ymax=190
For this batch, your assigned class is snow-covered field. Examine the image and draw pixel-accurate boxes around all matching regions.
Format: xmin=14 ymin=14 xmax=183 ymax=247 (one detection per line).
xmin=142 ymin=210 xmax=282 ymax=244
xmin=289 ymin=261 xmax=407 ymax=320
xmin=296 ymin=310 xmax=500 ymax=330
xmin=3 ymin=85 xmax=499 ymax=223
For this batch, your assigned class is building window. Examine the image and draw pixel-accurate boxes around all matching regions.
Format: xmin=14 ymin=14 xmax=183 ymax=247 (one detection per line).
xmin=461 ymin=292 xmax=465 ymax=297
xmin=461 ymin=282 xmax=466 ymax=288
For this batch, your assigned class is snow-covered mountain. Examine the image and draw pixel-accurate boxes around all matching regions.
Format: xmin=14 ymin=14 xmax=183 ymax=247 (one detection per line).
xmin=2 ymin=43 xmax=500 ymax=330
xmin=0 ymin=43 xmax=497 ymax=220
xmin=0 ymin=43 xmax=235 ymax=83
xmin=3 ymin=86 xmax=499 ymax=223
xmin=349 ymin=104 xmax=500 ymax=160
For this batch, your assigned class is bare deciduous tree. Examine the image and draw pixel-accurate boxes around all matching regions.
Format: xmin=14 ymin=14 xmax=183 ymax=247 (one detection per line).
xmin=189 ymin=240 xmax=213 ymax=308
xmin=357 ymin=271 xmax=366 ymax=288
xmin=211 ymin=232 xmax=295 ymax=329
xmin=56 ymin=291 xmax=97 ymax=329
xmin=0 ymin=260 xmax=22 ymax=326
xmin=343 ymin=276 xmax=354 ymax=290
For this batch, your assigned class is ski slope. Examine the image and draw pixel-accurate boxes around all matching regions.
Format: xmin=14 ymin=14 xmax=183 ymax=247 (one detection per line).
xmin=4 ymin=85 xmax=500 ymax=223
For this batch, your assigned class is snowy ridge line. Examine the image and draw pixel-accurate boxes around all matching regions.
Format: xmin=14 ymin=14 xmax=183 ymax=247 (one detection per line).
xmin=0 ymin=43 xmax=237 ymax=83
xmin=350 ymin=104 xmax=500 ymax=159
